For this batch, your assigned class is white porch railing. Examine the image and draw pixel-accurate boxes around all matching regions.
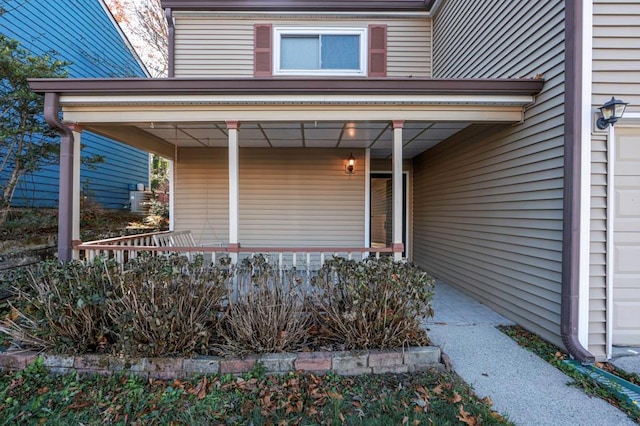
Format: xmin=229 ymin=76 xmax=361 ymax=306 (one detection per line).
xmin=74 ymin=231 xmax=398 ymax=267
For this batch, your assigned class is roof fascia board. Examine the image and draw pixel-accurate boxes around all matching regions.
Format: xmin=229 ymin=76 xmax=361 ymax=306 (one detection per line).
xmin=172 ymin=10 xmax=432 ymax=18
xmin=58 ymin=94 xmax=536 ymax=107
xmin=28 ymin=78 xmax=545 ymax=97
xmin=160 ymin=1 xmax=433 ymax=13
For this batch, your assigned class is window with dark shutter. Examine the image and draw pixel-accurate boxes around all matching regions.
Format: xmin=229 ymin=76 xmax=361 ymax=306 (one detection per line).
xmin=368 ymin=24 xmax=387 ymax=77
xmin=254 ymin=24 xmax=272 ymax=77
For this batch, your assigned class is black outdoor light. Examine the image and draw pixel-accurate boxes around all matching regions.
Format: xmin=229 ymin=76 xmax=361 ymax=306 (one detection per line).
xmin=345 ymin=152 xmax=356 ymax=175
xmin=596 ymin=97 xmax=628 ymax=129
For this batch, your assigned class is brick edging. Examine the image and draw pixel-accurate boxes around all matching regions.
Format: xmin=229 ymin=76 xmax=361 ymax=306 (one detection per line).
xmin=0 ymin=347 xmax=442 ymax=379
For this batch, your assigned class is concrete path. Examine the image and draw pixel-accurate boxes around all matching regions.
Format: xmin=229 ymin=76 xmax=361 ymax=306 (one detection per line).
xmin=424 ymin=281 xmax=637 ymax=426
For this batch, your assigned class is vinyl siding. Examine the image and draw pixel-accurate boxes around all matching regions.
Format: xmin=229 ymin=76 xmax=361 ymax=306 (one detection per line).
xmin=414 ymin=0 xmax=566 ymax=347
xmin=174 ymin=148 xmax=365 ymax=248
xmin=589 ymin=133 xmax=608 ymax=360
xmin=173 ymin=14 xmax=431 ymax=78
xmin=240 ymin=149 xmax=365 ymax=247
xmin=592 ymin=2 xmax=640 ymax=110
xmin=0 ymin=0 xmax=149 ymax=209
xmin=174 ymin=148 xmax=229 ymax=245
xmin=590 ymin=1 xmax=640 ymax=359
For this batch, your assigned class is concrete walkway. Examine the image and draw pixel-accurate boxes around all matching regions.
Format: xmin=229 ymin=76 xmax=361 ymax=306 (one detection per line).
xmin=424 ymin=281 xmax=637 ymax=426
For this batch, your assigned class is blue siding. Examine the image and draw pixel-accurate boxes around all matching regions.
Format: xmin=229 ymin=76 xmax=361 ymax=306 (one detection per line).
xmin=0 ymin=0 xmax=149 ymax=209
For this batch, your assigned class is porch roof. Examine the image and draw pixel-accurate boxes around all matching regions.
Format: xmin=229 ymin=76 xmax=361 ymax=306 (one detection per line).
xmin=29 ymin=77 xmax=544 ymax=159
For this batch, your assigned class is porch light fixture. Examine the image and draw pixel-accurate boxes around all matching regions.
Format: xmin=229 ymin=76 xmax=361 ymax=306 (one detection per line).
xmin=345 ymin=152 xmax=356 ymax=175
xmin=596 ymin=97 xmax=628 ymax=129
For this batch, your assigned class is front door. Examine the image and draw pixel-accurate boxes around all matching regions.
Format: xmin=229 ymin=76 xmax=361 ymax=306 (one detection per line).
xmin=612 ymin=128 xmax=640 ymax=346
xmin=370 ymin=173 xmax=406 ymax=257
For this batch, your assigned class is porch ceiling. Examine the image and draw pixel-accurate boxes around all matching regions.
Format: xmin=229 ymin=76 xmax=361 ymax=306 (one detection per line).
xmin=129 ymin=120 xmax=471 ymax=159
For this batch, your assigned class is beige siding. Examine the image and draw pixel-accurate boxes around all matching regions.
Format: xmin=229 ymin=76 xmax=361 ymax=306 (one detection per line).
xmin=174 ymin=147 xmax=365 ymax=248
xmin=174 ymin=147 xmax=230 ymax=246
xmin=414 ymin=0 xmax=566 ymax=347
xmin=589 ymin=134 xmax=608 ymax=359
xmin=239 ymin=148 xmax=365 ymax=247
xmin=592 ymin=2 xmax=640 ymax=110
xmin=589 ymin=1 xmax=640 ymax=359
xmin=173 ymin=14 xmax=431 ymax=78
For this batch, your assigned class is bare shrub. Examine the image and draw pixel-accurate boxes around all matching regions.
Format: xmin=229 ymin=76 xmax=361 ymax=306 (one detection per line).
xmin=214 ymin=255 xmax=310 ymax=356
xmin=309 ymin=256 xmax=435 ymax=350
xmin=0 ymin=258 xmax=117 ymax=353
xmin=106 ymin=254 xmax=229 ymax=357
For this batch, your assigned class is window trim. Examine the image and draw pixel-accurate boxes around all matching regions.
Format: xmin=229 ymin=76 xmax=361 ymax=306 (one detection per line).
xmin=273 ymin=27 xmax=367 ymax=76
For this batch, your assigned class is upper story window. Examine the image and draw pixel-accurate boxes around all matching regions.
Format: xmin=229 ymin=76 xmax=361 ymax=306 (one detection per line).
xmin=274 ymin=28 xmax=367 ymax=76
xmin=254 ymin=24 xmax=387 ymax=78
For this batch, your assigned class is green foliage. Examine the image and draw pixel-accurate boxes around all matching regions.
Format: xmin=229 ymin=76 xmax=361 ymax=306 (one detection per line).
xmin=310 ymin=256 xmax=435 ymax=350
xmin=0 ymin=35 xmax=103 ymax=224
xmin=214 ymin=255 xmax=311 ymax=356
xmin=106 ymin=254 xmax=228 ymax=357
xmin=499 ymin=325 xmax=640 ymax=423
xmin=0 ymin=34 xmax=69 ymax=223
xmin=0 ymin=209 xmax=57 ymax=238
xmin=0 ymin=366 xmax=511 ymax=425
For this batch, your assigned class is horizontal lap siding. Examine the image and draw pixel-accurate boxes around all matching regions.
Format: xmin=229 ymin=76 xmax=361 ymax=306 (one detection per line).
xmin=240 ymin=149 xmax=365 ymax=247
xmin=175 ymin=148 xmax=229 ymax=246
xmin=174 ymin=148 xmax=365 ymax=248
xmin=593 ymin=2 xmax=640 ymax=109
xmin=415 ymin=0 xmax=566 ymax=347
xmin=0 ymin=0 xmax=148 ymax=209
xmin=174 ymin=15 xmax=431 ymax=78
xmin=589 ymin=134 xmax=608 ymax=359
xmin=590 ymin=2 xmax=640 ymax=359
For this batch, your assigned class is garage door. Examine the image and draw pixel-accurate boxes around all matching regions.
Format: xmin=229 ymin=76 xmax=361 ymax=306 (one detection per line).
xmin=613 ymin=128 xmax=640 ymax=346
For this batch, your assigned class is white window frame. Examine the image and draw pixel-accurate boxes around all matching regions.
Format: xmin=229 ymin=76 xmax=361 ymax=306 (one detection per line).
xmin=273 ymin=27 xmax=367 ymax=76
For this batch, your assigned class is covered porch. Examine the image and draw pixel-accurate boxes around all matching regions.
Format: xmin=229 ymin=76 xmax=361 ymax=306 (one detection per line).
xmin=29 ymin=78 xmax=544 ymax=264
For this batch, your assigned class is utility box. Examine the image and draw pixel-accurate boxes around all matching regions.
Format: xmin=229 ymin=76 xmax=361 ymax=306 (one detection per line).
xmin=129 ymin=191 xmax=152 ymax=214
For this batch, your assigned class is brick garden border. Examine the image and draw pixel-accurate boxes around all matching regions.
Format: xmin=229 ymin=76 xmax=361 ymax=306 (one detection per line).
xmin=0 ymin=346 xmax=442 ymax=379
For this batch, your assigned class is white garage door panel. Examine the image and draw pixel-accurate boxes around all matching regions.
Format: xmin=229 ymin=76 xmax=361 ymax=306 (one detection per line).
xmin=615 ymin=244 xmax=640 ymax=274
xmin=613 ymin=128 xmax=640 ymax=346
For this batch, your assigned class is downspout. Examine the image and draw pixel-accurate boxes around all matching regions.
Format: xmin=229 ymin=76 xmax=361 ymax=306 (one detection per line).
xmin=165 ymin=7 xmax=175 ymax=78
xmin=562 ymin=0 xmax=595 ymax=363
xmin=44 ymin=92 xmax=74 ymax=262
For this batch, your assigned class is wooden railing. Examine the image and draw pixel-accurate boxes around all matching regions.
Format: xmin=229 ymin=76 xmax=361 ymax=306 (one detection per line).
xmin=74 ymin=231 xmax=398 ymax=267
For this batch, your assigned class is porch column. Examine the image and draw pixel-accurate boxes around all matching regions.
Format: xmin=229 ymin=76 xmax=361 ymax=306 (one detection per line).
xmin=227 ymin=121 xmax=240 ymax=262
xmin=392 ymin=120 xmax=404 ymax=261
xmin=69 ymin=124 xmax=83 ymax=260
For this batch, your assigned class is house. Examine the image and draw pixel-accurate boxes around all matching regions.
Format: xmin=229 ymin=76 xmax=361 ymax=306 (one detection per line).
xmin=0 ymin=0 xmax=150 ymax=209
xmin=28 ymin=0 xmax=639 ymax=362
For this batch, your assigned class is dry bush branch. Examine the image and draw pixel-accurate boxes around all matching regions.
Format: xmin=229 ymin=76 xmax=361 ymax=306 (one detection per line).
xmin=214 ymin=255 xmax=311 ymax=356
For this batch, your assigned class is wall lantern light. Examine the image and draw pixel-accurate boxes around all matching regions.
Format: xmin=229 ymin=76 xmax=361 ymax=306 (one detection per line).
xmin=596 ymin=97 xmax=628 ymax=129
xmin=345 ymin=152 xmax=356 ymax=175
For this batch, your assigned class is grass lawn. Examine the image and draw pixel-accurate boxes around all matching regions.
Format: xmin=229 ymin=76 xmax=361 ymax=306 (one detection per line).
xmin=0 ymin=358 xmax=511 ymax=425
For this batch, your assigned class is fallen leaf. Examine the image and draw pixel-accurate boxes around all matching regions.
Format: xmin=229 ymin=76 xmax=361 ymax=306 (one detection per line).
xmin=457 ymin=405 xmax=478 ymax=426
xmin=451 ymin=392 xmax=462 ymax=403
xmin=432 ymin=385 xmax=443 ymax=395
xmin=402 ymin=416 xmax=409 ymax=425
xmin=328 ymin=391 xmax=343 ymax=400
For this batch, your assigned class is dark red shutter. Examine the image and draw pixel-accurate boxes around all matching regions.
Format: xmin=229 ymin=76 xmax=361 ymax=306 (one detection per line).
xmin=254 ymin=24 xmax=272 ymax=77
xmin=368 ymin=24 xmax=387 ymax=78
